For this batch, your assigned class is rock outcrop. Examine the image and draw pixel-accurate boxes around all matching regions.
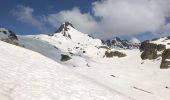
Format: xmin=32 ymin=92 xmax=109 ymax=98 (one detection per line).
xmin=0 ymin=27 xmax=19 ymax=46
xmin=140 ymin=40 xmax=160 ymax=60
xmin=140 ymin=38 xmax=170 ymax=69
xmin=105 ymin=51 xmax=126 ymax=58
xmin=160 ymin=49 xmax=170 ymax=69
xmin=49 ymin=22 xmax=73 ymax=39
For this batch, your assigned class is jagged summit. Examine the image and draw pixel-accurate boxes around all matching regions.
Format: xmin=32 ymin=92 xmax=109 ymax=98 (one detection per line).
xmin=49 ymin=22 xmax=74 ymax=39
xmin=56 ymin=21 xmax=74 ymax=33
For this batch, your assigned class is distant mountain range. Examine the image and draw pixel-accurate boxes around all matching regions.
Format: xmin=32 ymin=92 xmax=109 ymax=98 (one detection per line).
xmin=104 ymin=37 xmax=140 ymax=49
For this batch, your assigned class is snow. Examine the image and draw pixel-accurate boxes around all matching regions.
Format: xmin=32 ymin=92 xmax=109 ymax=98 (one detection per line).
xmin=0 ymin=28 xmax=9 ymax=39
xmin=65 ymin=50 xmax=170 ymax=100
xmin=0 ymin=41 xmax=131 ymax=100
xmin=1 ymin=24 xmax=170 ymax=100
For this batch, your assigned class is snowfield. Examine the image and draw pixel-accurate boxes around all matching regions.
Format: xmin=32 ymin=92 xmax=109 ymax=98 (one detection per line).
xmin=1 ymin=24 xmax=170 ymax=100
xmin=65 ymin=50 xmax=170 ymax=100
xmin=0 ymin=41 xmax=132 ymax=100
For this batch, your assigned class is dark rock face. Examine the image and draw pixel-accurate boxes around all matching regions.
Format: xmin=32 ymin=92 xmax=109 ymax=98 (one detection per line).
xmin=140 ymin=39 xmax=170 ymax=69
xmin=106 ymin=40 xmax=111 ymax=47
xmin=157 ymin=44 xmax=166 ymax=51
xmin=49 ymin=22 xmax=74 ymax=39
xmin=140 ymin=40 xmax=150 ymax=51
xmin=60 ymin=54 xmax=71 ymax=61
xmin=160 ymin=49 xmax=170 ymax=69
xmin=105 ymin=37 xmax=140 ymax=49
xmin=141 ymin=49 xmax=158 ymax=60
xmin=105 ymin=51 xmax=126 ymax=58
xmin=8 ymin=30 xmax=18 ymax=40
xmin=56 ymin=22 xmax=74 ymax=33
xmin=140 ymin=40 xmax=166 ymax=60
xmin=140 ymin=42 xmax=158 ymax=60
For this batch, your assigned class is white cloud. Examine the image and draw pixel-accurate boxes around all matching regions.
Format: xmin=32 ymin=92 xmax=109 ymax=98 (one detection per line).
xmin=48 ymin=7 xmax=99 ymax=36
xmin=92 ymin=0 xmax=170 ymax=36
xmin=11 ymin=5 xmax=46 ymax=32
xmin=47 ymin=0 xmax=170 ymax=39
xmin=161 ymin=23 xmax=170 ymax=36
xmin=12 ymin=1 xmax=170 ymax=39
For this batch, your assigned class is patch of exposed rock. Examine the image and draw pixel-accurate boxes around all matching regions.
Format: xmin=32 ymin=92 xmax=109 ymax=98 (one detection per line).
xmin=140 ymin=40 xmax=166 ymax=60
xmin=160 ymin=49 xmax=170 ymax=69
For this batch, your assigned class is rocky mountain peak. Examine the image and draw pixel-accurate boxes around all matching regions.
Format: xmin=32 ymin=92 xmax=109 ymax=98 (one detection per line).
xmin=49 ymin=22 xmax=74 ymax=39
xmin=56 ymin=21 xmax=74 ymax=33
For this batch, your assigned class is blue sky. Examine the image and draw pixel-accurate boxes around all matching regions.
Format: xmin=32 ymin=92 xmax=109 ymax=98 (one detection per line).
xmin=0 ymin=0 xmax=95 ymax=34
xmin=1 ymin=0 xmax=170 ymax=41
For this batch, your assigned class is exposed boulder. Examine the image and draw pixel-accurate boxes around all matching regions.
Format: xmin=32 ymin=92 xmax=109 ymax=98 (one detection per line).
xmin=140 ymin=40 xmax=165 ymax=60
xmin=140 ymin=41 xmax=158 ymax=60
xmin=141 ymin=49 xmax=158 ymax=60
xmin=157 ymin=44 xmax=166 ymax=51
xmin=60 ymin=54 xmax=71 ymax=62
xmin=105 ymin=51 xmax=126 ymax=58
xmin=140 ymin=40 xmax=157 ymax=51
xmin=160 ymin=49 xmax=170 ymax=69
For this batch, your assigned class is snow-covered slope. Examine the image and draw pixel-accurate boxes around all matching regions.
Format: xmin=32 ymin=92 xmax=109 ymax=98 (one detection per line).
xmin=65 ymin=49 xmax=170 ymax=100
xmin=1 ymin=24 xmax=170 ymax=100
xmin=0 ymin=41 xmax=132 ymax=100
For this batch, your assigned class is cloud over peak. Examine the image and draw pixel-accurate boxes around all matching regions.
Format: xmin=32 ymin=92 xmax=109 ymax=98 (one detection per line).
xmin=11 ymin=0 xmax=170 ymax=39
xmin=47 ymin=0 xmax=170 ymax=39
xmin=48 ymin=7 xmax=99 ymax=35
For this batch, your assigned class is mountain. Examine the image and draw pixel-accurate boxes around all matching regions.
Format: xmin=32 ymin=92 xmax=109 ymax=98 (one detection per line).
xmin=0 ymin=23 xmax=170 ymax=100
xmin=105 ymin=37 xmax=140 ymax=49
xmin=18 ymin=22 xmax=108 ymax=61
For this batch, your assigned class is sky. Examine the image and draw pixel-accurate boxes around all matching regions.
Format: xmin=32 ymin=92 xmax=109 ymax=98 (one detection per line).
xmin=1 ymin=0 xmax=170 ymax=41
